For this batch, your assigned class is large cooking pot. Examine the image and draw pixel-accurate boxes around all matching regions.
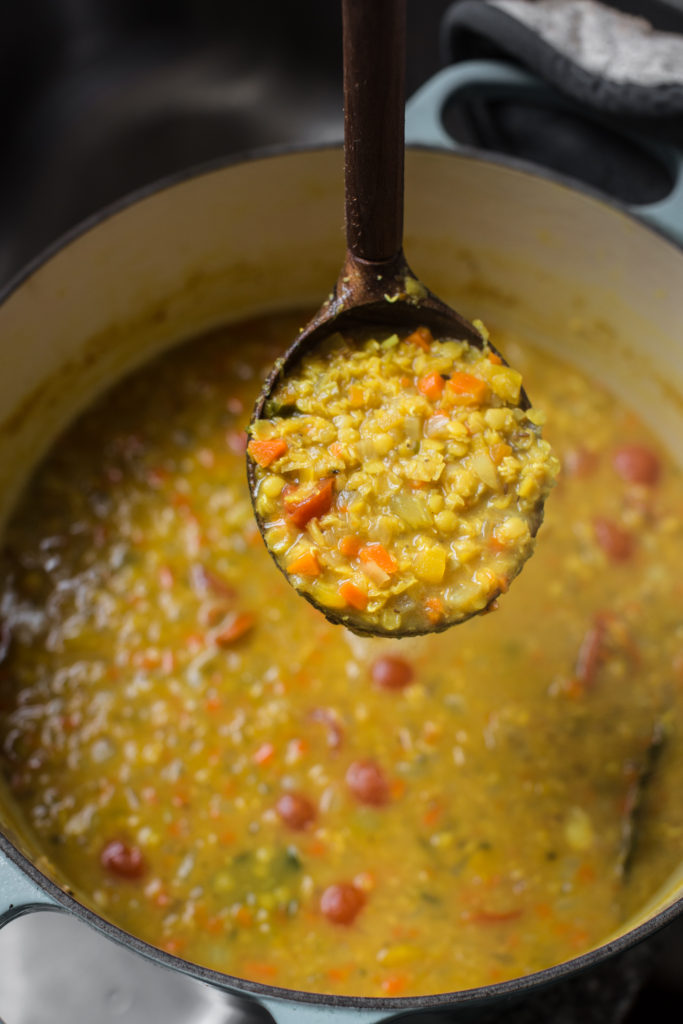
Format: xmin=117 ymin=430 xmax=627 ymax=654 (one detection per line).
xmin=1 ymin=64 xmax=683 ymax=1023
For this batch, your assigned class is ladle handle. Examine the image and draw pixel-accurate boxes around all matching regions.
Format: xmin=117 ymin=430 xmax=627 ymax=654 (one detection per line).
xmin=342 ymin=0 xmax=406 ymax=264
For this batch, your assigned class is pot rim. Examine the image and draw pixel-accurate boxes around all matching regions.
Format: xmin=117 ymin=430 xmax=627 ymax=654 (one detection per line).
xmin=1 ymin=140 xmax=682 ymax=1011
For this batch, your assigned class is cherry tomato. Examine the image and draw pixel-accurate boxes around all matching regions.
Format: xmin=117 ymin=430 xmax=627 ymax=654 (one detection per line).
xmin=100 ymin=839 xmax=146 ymax=879
xmin=320 ymin=882 xmax=365 ymax=925
xmin=613 ymin=444 xmax=660 ymax=486
xmin=371 ymin=654 xmax=414 ymax=691
xmin=346 ymin=759 xmax=390 ymax=806
xmin=275 ymin=792 xmax=317 ymax=830
xmin=593 ymin=518 xmax=634 ymax=561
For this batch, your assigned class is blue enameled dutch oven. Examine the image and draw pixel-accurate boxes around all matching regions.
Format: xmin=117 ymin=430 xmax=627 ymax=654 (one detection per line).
xmin=0 ymin=60 xmax=682 ymax=1023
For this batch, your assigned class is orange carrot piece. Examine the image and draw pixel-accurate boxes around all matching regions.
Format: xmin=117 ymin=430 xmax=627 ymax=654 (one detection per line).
xmin=339 ymin=535 xmax=362 ymax=559
xmin=381 ymin=974 xmax=409 ymax=995
xmin=405 ymin=326 xmax=433 ymax=351
xmin=288 ymin=550 xmax=321 ymax=576
xmin=447 ymin=372 xmax=489 ymax=405
xmin=488 ymin=351 xmax=503 ymax=364
xmin=417 ymin=371 xmax=445 ymax=401
xmin=329 ymin=442 xmax=345 ymax=459
xmin=424 ymin=596 xmax=445 ymax=624
xmin=247 ymin=437 xmax=288 ymax=467
xmin=285 ymin=478 xmax=335 ymax=529
xmin=339 ymin=580 xmax=368 ymax=610
xmin=359 ymin=542 xmax=397 ymax=574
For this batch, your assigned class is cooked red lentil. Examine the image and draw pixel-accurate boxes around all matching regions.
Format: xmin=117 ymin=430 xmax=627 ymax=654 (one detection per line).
xmin=1 ymin=311 xmax=683 ymax=997
xmin=249 ymin=326 xmax=559 ymax=635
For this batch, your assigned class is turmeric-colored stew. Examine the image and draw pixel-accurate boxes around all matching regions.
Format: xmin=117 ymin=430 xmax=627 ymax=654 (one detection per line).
xmin=1 ymin=311 xmax=682 ymax=997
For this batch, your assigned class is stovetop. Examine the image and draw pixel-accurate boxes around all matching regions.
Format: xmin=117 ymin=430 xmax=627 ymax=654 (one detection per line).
xmin=1 ymin=1 xmax=682 ymax=1021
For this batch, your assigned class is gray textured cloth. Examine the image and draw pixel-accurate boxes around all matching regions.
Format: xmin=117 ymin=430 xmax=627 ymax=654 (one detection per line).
xmin=491 ymin=0 xmax=683 ymax=85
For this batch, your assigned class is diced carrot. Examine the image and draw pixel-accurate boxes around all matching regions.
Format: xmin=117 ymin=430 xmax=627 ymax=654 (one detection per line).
xmin=339 ymin=535 xmax=362 ymax=559
xmin=205 ymin=693 xmax=222 ymax=712
xmin=243 ymin=961 xmax=279 ymax=981
xmin=163 ymin=938 xmax=186 ymax=955
xmin=447 ymin=372 xmax=489 ymax=404
xmin=405 ymin=326 xmax=433 ymax=351
xmin=215 ymin=611 xmax=255 ymax=646
xmin=234 ymin=906 xmax=254 ymax=927
xmin=203 ymin=914 xmax=225 ymax=935
xmin=417 ymin=372 xmax=444 ymax=401
xmin=285 ymin=477 xmax=335 ymax=529
xmin=339 ymin=580 xmax=368 ymax=610
xmin=490 ymin=442 xmax=512 ymax=465
xmin=247 ymin=437 xmax=288 ymax=467
xmin=381 ymin=974 xmax=409 ymax=995
xmin=424 ymin=596 xmax=444 ymax=624
xmin=488 ymin=351 xmax=503 ymax=364
xmin=308 ymin=838 xmax=328 ymax=858
xmin=288 ymin=550 xmax=321 ymax=576
xmin=252 ymin=742 xmax=275 ymax=765
xmin=359 ymin=542 xmax=397 ymax=574
xmin=329 ymin=442 xmax=345 ymax=459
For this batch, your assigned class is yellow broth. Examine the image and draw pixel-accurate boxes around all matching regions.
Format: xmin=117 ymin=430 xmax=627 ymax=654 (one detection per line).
xmin=0 ymin=311 xmax=682 ymax=997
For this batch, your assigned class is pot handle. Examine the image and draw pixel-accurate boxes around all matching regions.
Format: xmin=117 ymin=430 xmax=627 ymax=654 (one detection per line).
xmin=0 ymin=846 xmax=58 ymax=925
xmin=405 ymin=59 xmax=683 ymax=247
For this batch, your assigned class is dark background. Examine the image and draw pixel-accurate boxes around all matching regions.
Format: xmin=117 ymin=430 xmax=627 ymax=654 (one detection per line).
xmin=2 ymin=0 xmax=683 ymax=285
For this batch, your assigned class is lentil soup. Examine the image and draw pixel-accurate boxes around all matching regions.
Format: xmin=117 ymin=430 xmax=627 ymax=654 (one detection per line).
xmin=1 ymin=311 xmax=682 ymax=997
xmin=249 ymin=325 xmax=559 ymax=636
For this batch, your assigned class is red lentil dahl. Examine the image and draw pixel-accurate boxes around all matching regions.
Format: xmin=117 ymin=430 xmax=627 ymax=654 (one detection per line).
xmin=0 ymin=311 xmax=682 ymax=997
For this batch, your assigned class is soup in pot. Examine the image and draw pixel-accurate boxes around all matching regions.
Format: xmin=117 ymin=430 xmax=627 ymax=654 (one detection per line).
xmin=0 ymin=310 xmax=682 ymax=997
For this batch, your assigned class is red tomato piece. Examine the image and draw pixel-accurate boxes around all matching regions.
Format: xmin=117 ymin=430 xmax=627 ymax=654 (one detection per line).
xmin=320 ymin=882 xmax=366 ymax=925
xmin=100 ymin=839 xmax=146 ymax=879
xmin=593 ymin=518 xmax=634 ymax=561
xmin=285 ymin=478 xmax=335 ymax=529
xmin=370 ymin=654 xmax=414 ymax=691
xmin=275 ymin=792 xmax=317 ymax=831
xmin=346 ymin=758 xmax=390 ymax=806
xmin=613 ymin=444 xmax=661 ymax=486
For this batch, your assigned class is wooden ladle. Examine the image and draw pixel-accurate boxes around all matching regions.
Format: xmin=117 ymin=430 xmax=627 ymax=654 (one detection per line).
xmin=251 ymin=0 xmax=495 ymax=413
xmin=248 ymin=0 xmax=544 ymax=638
